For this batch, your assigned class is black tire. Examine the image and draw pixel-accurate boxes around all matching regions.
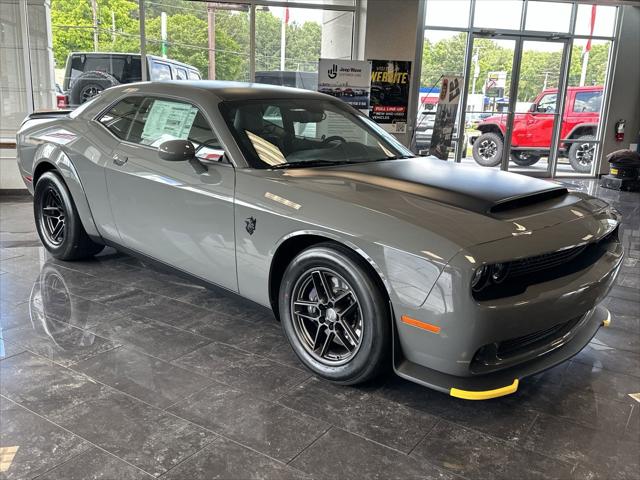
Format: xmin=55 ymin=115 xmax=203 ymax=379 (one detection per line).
xmin=34 ymin=171 xmax=104 ymax=260
xmin=69 ymin=71 xmax=119 ymax=105
xmin=510 ymin=151 xmax=541 ymax=166
xmin=568 ymin=135 xmax=596 ymax=173
xmin=472 ymin=132 xmax=503 ymax=167
xmin=279 ymin=243 xmax=390 ymax=385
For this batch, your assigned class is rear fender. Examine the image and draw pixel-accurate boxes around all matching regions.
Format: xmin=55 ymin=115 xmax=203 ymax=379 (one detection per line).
xmin=33 ymin=144 xmax=102 ymax=240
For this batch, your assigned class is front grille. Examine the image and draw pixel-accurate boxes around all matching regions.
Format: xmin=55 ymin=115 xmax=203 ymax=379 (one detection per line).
xmin=508 ymin=245 xmax=587 ymax=277
xmin=471 ymin=315 xmax=583 ymax=373
xmin=496 ymin=316 xmax=580 ymax=358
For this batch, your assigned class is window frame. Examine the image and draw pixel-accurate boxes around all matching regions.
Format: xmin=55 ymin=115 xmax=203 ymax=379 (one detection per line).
xmin=150 ymin=61 xmax=173 ymax=81
xmin=572 ymin=90 xmax=603 ymax=114
xmin=94 ymin=93 xmax=234 ymax=166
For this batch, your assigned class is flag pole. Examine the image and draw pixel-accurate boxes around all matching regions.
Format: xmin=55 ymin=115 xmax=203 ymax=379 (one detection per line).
xmin=580 ymin=4 xmax=597 ymax=87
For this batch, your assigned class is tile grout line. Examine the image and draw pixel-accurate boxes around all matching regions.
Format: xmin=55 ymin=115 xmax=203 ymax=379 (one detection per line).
xmin=0 ymin=393 xmax=159 ymax=478
xmin=406 ymin=417 xmax=440 ymax=456
xmin=4 ymin=349 xmax=325 ymax=470
xmin=285 ymin=424 xmax=333 ymax=467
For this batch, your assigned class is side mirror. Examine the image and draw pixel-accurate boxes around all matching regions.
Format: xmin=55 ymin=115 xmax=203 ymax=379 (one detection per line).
xmin=158 ymin=140 xmax=195 ymax=161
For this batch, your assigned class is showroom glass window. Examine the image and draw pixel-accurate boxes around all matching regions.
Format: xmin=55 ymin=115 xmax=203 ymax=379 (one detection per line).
xmin=420 ymin=0 xmax=619 ymax=178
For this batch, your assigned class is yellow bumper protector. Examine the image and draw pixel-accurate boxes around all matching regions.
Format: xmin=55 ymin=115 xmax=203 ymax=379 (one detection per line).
xmin=450 ymin=379 xmax=519 ymax=400
xmin=602 ymin=310 xmax=612 ymax=327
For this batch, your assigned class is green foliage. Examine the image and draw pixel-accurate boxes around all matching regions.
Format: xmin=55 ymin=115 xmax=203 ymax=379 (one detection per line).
xmin=51 ymin=0 xmax=321 ymax=80
xmin=421 ymin=32 xmax=611 ymax=102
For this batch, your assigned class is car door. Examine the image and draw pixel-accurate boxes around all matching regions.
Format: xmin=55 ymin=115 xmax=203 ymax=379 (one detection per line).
xmin=526 ymin=93 xmax=557 ymax=147
xmin=99 ymin=95 xmax=238 ymax=292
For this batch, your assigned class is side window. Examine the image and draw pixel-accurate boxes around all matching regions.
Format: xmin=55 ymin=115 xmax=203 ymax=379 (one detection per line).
xmin=98 ymin=97 xmax=146 ymax=140
xmin=537 ymin=94 xmax=557 ymax=113
xmin=174 ymin=67 xmax=187 ymax=80
xmin=127 ymin=97 xmax=223 ymax=160
xmin=151 ymin=62 xmax=172 ymax=81
xmin=573 ymin=91 xmax=602 ymax=113
xmin=187 ymin=70 xmax=201 ymax=80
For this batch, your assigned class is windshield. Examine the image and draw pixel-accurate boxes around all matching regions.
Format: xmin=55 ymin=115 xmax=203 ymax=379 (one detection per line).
xmin=220 ymin=99 xmax=413 ymax=169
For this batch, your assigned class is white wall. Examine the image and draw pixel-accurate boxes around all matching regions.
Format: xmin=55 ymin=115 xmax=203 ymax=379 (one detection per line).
xmin=600 ymin=5 xmax=640 ymax=174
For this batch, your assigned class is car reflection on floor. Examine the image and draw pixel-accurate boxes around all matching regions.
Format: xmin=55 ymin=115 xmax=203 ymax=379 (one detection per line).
xmin=30 ymin=264 xmax=101 ymax=349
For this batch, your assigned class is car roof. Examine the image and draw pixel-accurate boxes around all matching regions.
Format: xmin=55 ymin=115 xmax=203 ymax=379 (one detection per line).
xmin=539 ymin=85 xmax=603 ymax=95
xmin=67 ymin=52 xmax=199 ymax=71
xmin=109 ymin=80 xmax=332 ymax=102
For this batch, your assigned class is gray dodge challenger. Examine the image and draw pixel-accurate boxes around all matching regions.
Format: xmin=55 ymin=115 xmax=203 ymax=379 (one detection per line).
xmin=17 ymin=81 xmax=622 ymax=400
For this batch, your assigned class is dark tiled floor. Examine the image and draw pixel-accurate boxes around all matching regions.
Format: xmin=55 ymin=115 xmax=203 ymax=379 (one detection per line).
xmin=0 ymin=180 xmax=638 ymax=479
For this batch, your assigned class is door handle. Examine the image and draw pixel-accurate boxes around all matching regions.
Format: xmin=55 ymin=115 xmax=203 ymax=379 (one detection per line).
xmin=112 ymin=153 xmax=128 ymax=166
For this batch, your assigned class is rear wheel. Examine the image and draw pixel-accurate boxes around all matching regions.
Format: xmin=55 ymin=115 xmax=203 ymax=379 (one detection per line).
xmin=279 ymin=243 xmax=390 ymax=385
xmin=68 ymin=71 xmax=119 ymax=105
xmin=568 ymin=135 xmax=596 ymax=173
xmin=472 ymin=132 xmax=503 ymax=167
xmin=510 ymin=151 xmax=541 ymax=166
xmin=34 ymin=171 xmax=104 ymax=260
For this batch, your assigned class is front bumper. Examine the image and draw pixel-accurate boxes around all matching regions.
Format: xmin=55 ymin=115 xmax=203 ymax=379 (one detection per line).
xmin=393 ymin=305 xmax=610 ymax=399
xmin=391 ymin=210 xmax=623 ymax=399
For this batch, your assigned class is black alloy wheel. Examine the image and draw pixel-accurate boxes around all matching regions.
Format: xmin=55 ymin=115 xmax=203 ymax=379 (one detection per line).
xmin=39 ymin=185 xmax=66 ymax=246
xmin=279 ymin=243 xmax=390 ymax=385
xmin=290 ymin=267 xmax=363 ymax=365
xmin=34 ymin=171 xmax=104 ymax=260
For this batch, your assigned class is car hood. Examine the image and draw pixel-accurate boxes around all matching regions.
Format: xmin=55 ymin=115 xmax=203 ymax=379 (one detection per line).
xmin=272 ymin=158 xmax=604 ymax=250
xmin=287 ymin=157 xmax=567 ymax=216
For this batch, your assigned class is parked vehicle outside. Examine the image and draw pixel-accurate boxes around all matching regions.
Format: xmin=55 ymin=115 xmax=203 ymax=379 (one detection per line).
xmin=61 ymin=52 xmax=201 ymax=107
xmin=471 ymin=86 xmax=603 ymax=173
xmin=414 ymin=102 xmax=468 ymax=156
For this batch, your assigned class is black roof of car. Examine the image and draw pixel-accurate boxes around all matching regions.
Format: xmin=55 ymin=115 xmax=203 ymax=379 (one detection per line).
xmin=128 ymin=80 xmax=331 ymax=102
xmin=67 ymin=52 xmax=200 ymax=70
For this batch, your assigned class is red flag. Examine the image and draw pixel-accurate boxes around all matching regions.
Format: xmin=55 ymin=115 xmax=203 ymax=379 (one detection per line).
xmin=284 ymin=7 xmax=289 ymax=24
xmin=585 ymin=5 xmax=597 ymax=52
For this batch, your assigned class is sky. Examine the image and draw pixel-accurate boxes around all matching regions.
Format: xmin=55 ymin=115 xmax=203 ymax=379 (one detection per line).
xmin=273 ymin=1 xmax=617 ymax=53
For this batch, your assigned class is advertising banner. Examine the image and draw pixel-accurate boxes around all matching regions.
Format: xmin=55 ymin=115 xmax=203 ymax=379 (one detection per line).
xmin=318 ymin=59 xmax=372 ymax=112
xmin=429 ymin=76 xmax=463 ymax=160
xmin=369 ymin=60 xmax=412 ymax=134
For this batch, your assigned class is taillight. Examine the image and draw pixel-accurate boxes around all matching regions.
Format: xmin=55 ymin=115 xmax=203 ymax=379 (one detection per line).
xmin=57 ymin=95 xmax=68 ymax=109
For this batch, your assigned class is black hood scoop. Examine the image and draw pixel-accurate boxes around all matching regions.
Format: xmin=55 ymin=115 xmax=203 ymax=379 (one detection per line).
xmin=489 ymin=188 xmax=568 ymax=214
xmin=312 ymin=158 xmax=568 ymax=216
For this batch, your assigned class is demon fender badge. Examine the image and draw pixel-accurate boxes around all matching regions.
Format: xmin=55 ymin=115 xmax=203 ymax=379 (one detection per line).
xmin=245 ymin=216 xmax=257 ymax=235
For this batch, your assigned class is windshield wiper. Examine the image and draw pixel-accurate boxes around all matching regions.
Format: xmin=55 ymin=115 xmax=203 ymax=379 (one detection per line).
xmin=271 ymin=160 xmax=350 ymax=169
xmin=373 ymin=155 xmax=415 ymax=161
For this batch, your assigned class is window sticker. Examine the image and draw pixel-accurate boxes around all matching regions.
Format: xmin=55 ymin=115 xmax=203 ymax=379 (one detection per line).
xmin=141 ymin=100 xmax=198 ymax=145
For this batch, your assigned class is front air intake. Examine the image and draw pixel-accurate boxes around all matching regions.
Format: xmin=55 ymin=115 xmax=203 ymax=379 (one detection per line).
xmin=489 ymin=188 xmax=568 ymax=214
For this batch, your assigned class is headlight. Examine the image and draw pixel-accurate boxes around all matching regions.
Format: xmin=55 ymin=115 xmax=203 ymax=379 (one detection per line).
xmin=491 ymin=263 xmax=509 ymax=284
xmin=471 ymin=265 xmax=490 ymax=291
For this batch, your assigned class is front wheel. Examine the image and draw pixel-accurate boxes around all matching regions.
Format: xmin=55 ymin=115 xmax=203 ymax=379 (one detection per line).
xmin=279 ymin=243 xmax=390 ymax=385
xmin=568 ymin=135 xmax=596 ymax=173
xmin=472 ymin=132 xmax=504 ymax=167
xmin=34 ymin=171 xmax=104 ymax=260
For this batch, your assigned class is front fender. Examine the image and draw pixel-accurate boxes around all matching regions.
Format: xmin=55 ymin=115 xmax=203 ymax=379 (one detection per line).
xmin=33 ymin=144 xmax=102 ymax=240
xmin=270 ymin=229 xmax=449 ymax=310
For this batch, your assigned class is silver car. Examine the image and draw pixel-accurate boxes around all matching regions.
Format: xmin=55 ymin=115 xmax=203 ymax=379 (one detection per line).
xmin=16 ymin=81 xmax=622 ymax=400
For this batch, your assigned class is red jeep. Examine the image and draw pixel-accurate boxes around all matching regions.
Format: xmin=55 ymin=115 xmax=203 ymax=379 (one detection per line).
xmin=471 ymin=86 xmax=602 ymax=173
